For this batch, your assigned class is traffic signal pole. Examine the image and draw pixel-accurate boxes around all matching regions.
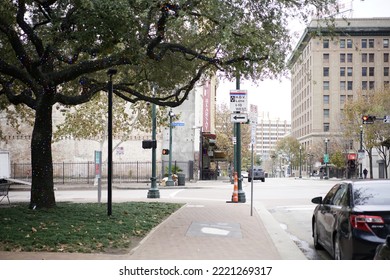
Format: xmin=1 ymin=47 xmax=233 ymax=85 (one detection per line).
xmin=235 ymin=75 xmax=246 ymax=203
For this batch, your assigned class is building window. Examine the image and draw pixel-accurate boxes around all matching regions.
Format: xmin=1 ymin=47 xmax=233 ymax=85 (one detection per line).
xmin=323 ymin=39 xmax=329 ymax=48
xmin=340 ymin=67 xmax=345 ymax=76
xmin=347 ymin=53 xmax=353 ymax=63
xmin=347 ymin=39 xmax=353 ymax=48
xmin=340 ymin=95 xmax=346 ymax=105
xmin=361 ymin=39 xmax=367 ymax=48
xmin=347 ymin=81 xmax=353 ymax=90
xmin=362 ymin=81 xmax=368 ymax=90
xmin=347 ymin=67 xmax=353 ymax=76
xmin=323 ymin=109 xmax=330 ymax=118
xmin=384 ymin=53 xmax=389 ymax=62
xmin=362 ymin=53 xmax=367 ymax=63
xmin=384 ymin=39 xmax=389 ymax=48
xmin=323 ymin=67 xmax=329 ymax=77
xmin=340 ymin=53 xmax=345 ymax=63
xmin=362 ymin=67 xmax=367 ymax=76
xmin=369 ymin=67 xmax=375 ymax=76
xmin=323 ymin=95 xmax=329 ymax=104
xmin=369 ymin=39 xmax=375 ymax=48
xmin=340 ymin=81 xmax=346 ymax=90
xmin=385 ymin=81 xmax=390 ymax=88
xmin=323 ymin=53 xmax=330 ymax=63
xmin=340 ymin=39 xmax=345 ymax=48
xmin=323 ymin=81 xmax=330 ymax=90
xmin=369 ymin=81 xmax=375 ymax=90
xmin=323 ymin=123 xmax=330 ymax=132
xmin=369 ymin=53 xmax=375 ymax=62
xmin=385 ymin=67 xmax=389 ymax=77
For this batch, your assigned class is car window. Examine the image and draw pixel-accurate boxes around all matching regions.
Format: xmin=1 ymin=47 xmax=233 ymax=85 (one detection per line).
xmin=333 ymin=184 xmax=348 ymax=206
xmin=322 ymin=184 xmax=340 ymax=205
xmin=353 ymin=183 xmax=390 ymax=205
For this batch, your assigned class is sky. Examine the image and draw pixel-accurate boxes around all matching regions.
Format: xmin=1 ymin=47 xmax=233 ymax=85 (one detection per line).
xmin=216 ymin=0 xmax=390 ymax=122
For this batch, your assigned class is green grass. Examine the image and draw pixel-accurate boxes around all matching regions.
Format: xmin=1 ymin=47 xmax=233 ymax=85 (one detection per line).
xmin=0 ymin=202 xmax=182 ymax=253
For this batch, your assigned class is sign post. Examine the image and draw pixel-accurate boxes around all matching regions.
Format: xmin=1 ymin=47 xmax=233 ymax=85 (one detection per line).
xmin=249 ymin=104 xmax=258 ymax=216
xmin=229 ymin=87 xmax=247 ymax=203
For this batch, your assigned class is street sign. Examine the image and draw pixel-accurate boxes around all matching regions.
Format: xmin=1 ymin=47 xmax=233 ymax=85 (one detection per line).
xmin=383 ymin=115 xmax=390 ymax=123
xmin=230 ymin=90 xmax=248 ymax=113
xmin=324 ymin=154 xmax=329 ymax=163
xmin=231 ymin=113 xmax=248 ymax=123
xmin=249 ymin=104 xmax=258 ymax=124
xmin=172 ymin=122 xmax=185 ymax=126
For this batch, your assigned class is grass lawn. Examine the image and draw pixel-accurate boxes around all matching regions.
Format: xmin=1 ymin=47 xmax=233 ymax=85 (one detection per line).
xmin=0 ymin=202 xmax=183 ymax=253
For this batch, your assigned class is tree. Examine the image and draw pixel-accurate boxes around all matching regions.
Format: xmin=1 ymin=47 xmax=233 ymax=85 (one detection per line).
xmin=0 ymin=1 xmax=338 ymax=208
xmin=275 ymin=136 xmax=301 ymax=172
xmin=343 ymin=88 xmax=390 ymax=178
xmin=53 ymin=91 xmax=172 ymax=161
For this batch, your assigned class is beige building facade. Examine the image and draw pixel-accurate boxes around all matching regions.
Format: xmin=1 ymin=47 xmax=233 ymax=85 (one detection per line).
xmin=289 ymin=18 xmax=390 ymax=176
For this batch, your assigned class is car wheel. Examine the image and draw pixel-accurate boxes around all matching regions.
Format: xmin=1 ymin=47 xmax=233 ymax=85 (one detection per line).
xmin=248 ymin=177 xmax=251 ymax=182
xmin=334 ymin=234 xmax=342 ymax=260
xmin=261 ymin=178 xmax=265 ymax=182
xmin=313 ymin=220 xmax=323 ymax=250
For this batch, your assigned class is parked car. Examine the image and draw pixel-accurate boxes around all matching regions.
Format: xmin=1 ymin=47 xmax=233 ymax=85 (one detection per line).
xmin=248 ymin=166 xmax=265 ymax=182
xmin=241 ymin=171 xmax=248 ymax=179
xmin=311 ymin=180 xmax=390 ymax=260
xmin=374 ymin=235 xmax=390 ymax=260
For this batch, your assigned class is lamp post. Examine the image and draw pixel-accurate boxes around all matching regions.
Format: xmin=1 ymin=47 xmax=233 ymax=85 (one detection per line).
xmin=359 ymin=125 xmax=363 ymax=179
xmin=324 ymin=138 xmax=329 ymax=180
xmin=299 ymin=145 xmax=302 ymax=178
xmin=147 ymin=87 xmax=160 ymax=198
xmin=166 ymin=108 xmax=175 ymax=186
xmin=107 ymin=68 xmax=117 ymax=216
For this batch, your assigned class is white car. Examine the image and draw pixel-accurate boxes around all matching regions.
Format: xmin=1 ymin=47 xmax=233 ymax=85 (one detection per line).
xmin=241 ymin=171 xmax=248 ymax=178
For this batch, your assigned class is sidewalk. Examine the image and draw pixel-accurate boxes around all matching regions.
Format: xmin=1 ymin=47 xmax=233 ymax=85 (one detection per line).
xmin=0 ymin=180 xmax=306 ymax=260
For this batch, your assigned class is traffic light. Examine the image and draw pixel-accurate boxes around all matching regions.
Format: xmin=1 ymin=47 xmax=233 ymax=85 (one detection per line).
xmin=162 ymin=149 xmax=170 ymax=155
xmin=362 ymin=115 xmax=376 ymax=124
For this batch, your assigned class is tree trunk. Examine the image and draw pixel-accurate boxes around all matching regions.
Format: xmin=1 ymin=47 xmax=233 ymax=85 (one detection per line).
xmin=29 ymin=94 xmax=55 ymax=209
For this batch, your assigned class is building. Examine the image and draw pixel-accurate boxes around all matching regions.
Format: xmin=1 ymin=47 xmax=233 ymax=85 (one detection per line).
xmin=255 ymin=113 xmax=291 ymax=176
xmin=288 ymin=17 xmax=390 ymax=177
xmin=0 ymin=77 xmax=219 ymax=182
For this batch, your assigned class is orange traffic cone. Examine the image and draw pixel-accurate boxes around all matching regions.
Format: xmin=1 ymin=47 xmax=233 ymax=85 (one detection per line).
xmin=232 ymin=172 xmax=238 ymax=202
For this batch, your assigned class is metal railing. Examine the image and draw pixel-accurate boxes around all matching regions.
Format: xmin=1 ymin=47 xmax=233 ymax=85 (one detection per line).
xmin=11 ymin=160 xmax=193 ymax=184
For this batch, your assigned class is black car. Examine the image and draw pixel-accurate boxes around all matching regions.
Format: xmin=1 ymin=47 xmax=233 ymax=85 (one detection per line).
xmin=311 ymin=180 xmax=390 ymax=260
xmin=374 ymin=235 xmax=390 ymax=260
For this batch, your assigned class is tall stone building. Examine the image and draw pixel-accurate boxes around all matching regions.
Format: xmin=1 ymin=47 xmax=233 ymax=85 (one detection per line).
xmin=288 ymin=17 xmax=390 ymax=177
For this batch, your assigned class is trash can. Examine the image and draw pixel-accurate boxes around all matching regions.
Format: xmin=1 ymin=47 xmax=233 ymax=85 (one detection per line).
xmin=178 ymin=173 xmax=185 ymax=186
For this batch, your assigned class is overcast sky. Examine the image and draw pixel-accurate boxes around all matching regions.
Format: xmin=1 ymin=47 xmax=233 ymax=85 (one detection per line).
xmin=216 ymin=0 xmax=390 ymax=122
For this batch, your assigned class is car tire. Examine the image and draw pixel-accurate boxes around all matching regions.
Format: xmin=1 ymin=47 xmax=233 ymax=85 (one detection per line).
xmin=248 ymin=178 xmax=251 ymax=182
xmin=313 ymin=220 xmax=323 ymax=250
xmin=333 ymin=233 xmax=342 ymax=260
xmin=261 ymin=178 xmax=265 ymax=182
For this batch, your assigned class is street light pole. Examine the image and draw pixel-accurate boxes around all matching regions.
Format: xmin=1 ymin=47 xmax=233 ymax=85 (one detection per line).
xmin=359 ymin=125 xmax=363 ymax=179
xmin=299 ymin=145 xmax=302 ymax=178
xmin=325 ymin=138 xmax=329 ymax=180
xmin=148 ymin=87 xmax=160 ymax=198
xmin=166 ymin=108 xmax=175 ymax=186
xmin=107 ymin=68 xmax=117 ymax=216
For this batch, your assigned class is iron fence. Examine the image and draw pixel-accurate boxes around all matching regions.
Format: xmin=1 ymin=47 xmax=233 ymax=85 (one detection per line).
xmin=11 ymin=160 xmax=193 ymax=184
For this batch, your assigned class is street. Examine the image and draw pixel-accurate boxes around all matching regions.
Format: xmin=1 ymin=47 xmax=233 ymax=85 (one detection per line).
xmin=7 ymin=177 xmax=337 ymax=259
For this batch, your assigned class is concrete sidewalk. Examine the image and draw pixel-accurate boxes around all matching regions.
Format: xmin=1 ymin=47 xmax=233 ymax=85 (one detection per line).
xmin=1 ymin=180 xmax=307 ymax=260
